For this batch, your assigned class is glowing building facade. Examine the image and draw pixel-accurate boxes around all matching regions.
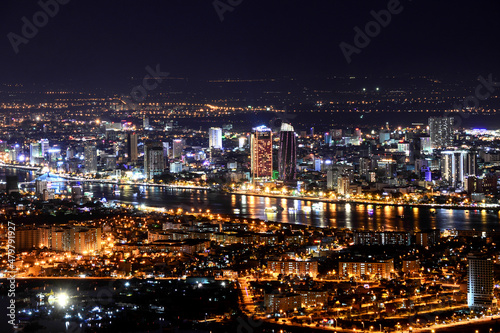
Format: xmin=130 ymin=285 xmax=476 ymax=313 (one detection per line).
xmin=467 ymin=254 xmax=494 ymax=309
xmin=251 ymin=126 xmax=273 ymax=179
xmin=429 ymin=116 xmax=454 ymax=149
xmin=208 ymin=127 xmax=223 ymax=150
xmin=278 ymin=123 xmax=297 ymax=181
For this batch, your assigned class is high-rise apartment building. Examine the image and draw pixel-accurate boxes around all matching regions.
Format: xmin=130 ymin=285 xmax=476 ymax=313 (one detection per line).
xmin=30 ymin=143 xmax=42 ymax=165
xmin=429 ymin=116 xmax=454 ymax=149
xmin=172 ymin=139 xmax=185 ymax=159
xmin=359 ymin=157 xmax=372 ymax=178
xmin=339 ymin=258 xmax=394 ymax=280
xmin=144 ymin=142 xmax=165 ymax=179
xmin=73 ymin=227 xmax=102 ymax=255
xmin=208 ymin=127 xmax=223 ymax=150
xmin=266 ymin=260 xmax=318 ymax=277
xmin=40 ymin=139 xmax=50 ymax=159
xmin=127 ymin=133 xmax=138 ymax=162
xmin=337 ymin=175 xmax=350 ymax=196
xmin=441 ymin=150 xmax=477 ymax=188
xmin=353 ymin=231 xmax=412 ymax=246
xmin=467 ymin=254 xmax=494 ymax=309
xmin=84 ymin=144 xmax=98 ymax=174
xmin=15 ymin=226 xmax=51 ymax=250
xmin=162 ymin=142 xmax=169 ymax=160
xmin=15 ymin=227 xmax=40 ymax=250
xmin=278 ymin=123 xmax=296 ymax=181
xmin=251 ymin=126 xmax=273 ymax=179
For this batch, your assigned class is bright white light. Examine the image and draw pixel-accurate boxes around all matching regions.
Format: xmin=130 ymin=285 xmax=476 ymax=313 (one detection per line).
xmin=125 ymin=282 xmax=130 ymax=287
xmin=57 ymin=293 xmax=69 ymax=307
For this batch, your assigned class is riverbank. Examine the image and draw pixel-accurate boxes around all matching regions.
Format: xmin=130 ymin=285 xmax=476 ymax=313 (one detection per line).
xmin=229 ymin=191 xmax=500 ymax=211
xmin=2 ymin=162 xmax=498 ymax=212
xmin=0 ymin=163 xmax=209 ymax=191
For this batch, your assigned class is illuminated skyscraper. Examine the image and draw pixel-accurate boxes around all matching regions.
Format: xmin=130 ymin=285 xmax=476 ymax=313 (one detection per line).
xmin=467 ymin=254 xmax=493 ymax=309
xmin=172 ymin=139 xmax=184 ymax=158
xmin=40 ymin=139 xmax=50 ymax=159
xmin=30 ymin=143 xmax=42 ymax=165
xmin=209 ymin=127 xmax=223 ymax=150
xmin=84 ymin=144 xmax=97 ymax=174
xmin=440 ymin=150 xmax=477 ymax=188
xmin=162 ymin=142 xmax=169 ymax=159
xmin=144 ymin=142 xmax=165 ymax=179
xmin=278 ymin=123 xmax=296 ymax=181
xmin=429 ymin=116 xmax=454 ymax=149
xmin=127 ymin=133 xmax=138 ymax=162
xmin=251 ymin=126 xmax=273 ymax=179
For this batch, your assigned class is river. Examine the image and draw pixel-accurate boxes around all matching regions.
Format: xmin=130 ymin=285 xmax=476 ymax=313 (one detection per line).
xmin=2 ymin=168 xmax=500 ymax=231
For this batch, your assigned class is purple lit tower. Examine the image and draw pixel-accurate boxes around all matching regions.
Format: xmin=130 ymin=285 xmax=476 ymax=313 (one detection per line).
xmin=278 ymin=123 xmax=297 ymax=181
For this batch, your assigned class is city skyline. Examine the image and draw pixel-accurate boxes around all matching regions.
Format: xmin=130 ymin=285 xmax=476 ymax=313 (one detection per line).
xmin=2 ymin=1 xmax=500 ymax=333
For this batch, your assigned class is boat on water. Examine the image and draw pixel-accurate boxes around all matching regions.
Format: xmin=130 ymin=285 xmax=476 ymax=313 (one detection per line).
xmin=312 ymin=202 xmax=322 ymax=210
xmin=132 ymin=188 xmax=143 ymax=196
xmin=264 ymin=206 xmax=284 ymax=213
xmin=13 ymin=323 xmax=26 ymax=331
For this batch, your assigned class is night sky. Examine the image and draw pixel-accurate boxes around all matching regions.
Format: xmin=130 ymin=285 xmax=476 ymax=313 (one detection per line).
xmin=0 ymin=0 xmax=499 ymax=89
